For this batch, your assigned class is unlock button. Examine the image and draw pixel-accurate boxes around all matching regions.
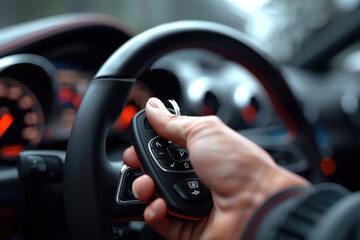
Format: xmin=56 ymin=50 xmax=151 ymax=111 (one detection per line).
xmin=168 ymin=146 xmax=189 ymax=161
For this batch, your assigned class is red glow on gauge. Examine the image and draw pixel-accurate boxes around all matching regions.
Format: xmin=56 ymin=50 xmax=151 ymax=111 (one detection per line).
xmin=71 ymin=95 xmax=82 ymax=109
xmin=241 ymin=105 xmax=258 ymax=123
xmin=0 ymin=113 xmax=14 ymax=138
xmin=114 ymin=104 xmax=138 ymax=131
xmin=1 ymin=145 xmax=24 ymax=157
xmin=320 ymin=157 xmax=337 ymax=176
xmin=58 ymin=87 xmax=74 ymax=102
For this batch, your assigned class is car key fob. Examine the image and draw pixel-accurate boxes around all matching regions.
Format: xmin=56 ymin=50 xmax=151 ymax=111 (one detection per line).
xmin=130 ymin=102 xmax=213 ymax=221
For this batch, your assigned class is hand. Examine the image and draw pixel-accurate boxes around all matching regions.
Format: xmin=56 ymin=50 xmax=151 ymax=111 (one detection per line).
xmin=123 ymin=97 xmax=308 ymax=240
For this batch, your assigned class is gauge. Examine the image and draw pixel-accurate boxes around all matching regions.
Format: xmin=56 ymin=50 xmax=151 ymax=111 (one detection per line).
xmin=112 ymin=69 xmax=180 ymax=133
xmin=0 ymin=77 xmax=44 ymax=161
xmin=113 ymin=81 xmax=154 ymax=132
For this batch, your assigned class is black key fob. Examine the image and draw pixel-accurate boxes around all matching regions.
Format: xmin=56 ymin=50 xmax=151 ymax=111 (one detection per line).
xmin=130 ymin=105 xmax=213 ymax=221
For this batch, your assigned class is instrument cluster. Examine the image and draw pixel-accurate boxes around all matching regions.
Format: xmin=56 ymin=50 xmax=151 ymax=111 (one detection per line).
xmin=0 ymin=49 xmax=278 ymax=162
xmin=0 ymin=54 xmax=55 ymax=161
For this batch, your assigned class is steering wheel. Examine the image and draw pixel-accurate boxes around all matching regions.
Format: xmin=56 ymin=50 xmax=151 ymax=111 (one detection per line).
xmin=64 ymin=21 xmax=322 ymax=239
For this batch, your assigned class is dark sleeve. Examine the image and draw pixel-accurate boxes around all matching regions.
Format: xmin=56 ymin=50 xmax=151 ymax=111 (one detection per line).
xmin=241 ymin=183 xmax=360 ymax=240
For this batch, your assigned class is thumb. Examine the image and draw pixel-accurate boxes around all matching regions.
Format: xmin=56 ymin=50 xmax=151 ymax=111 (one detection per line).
xmin=145 ymin=97 xmax=196 ymax=147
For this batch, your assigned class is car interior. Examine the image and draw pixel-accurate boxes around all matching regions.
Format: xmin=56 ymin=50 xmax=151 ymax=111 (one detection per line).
xmin=1 ymin=1 xmax=360 ymax=239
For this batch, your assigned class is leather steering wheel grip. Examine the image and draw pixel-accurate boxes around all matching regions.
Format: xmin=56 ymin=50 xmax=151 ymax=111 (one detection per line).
xmin=64 ymin=20 xmax=321 ymax=240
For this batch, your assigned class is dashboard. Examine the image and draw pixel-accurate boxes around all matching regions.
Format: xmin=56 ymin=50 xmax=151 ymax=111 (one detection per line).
xmin=0 ymin=14 xmax=282 ymax=163
xmin=1 ymin=12 xmax=360 ymax=240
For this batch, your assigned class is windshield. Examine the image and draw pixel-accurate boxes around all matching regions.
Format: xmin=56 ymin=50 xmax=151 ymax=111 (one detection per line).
xmin=1 ymin=0 xmax=359 ymax=61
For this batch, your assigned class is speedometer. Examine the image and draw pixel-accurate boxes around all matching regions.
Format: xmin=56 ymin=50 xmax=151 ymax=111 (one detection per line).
xmin=0 ymin=77 xmax=44 ymax=161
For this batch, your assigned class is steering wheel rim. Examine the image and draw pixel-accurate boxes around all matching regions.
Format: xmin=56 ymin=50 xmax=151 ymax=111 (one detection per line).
xmin=64 ymin=20 xmax=321 ymax=240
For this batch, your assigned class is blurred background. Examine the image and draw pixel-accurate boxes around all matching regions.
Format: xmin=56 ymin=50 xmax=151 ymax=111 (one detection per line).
xmin=1 ymin=0 xmax=360 ymax=64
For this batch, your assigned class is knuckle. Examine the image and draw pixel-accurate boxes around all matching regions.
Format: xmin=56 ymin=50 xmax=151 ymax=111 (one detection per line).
xmin=203 ymin=115 xmax=222 ymax=126
xmin=192 ymin=115 xmax=223 ymax=133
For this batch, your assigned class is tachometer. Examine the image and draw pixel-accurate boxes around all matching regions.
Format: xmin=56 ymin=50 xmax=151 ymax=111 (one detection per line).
xmin=0 ymin=77 xmax=44 ymax=161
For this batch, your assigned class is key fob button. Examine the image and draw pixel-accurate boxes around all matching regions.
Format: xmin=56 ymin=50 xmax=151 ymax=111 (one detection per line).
xmin=173 ymin=178 xmax=210 ymax=202
xmin=151 ymin=148 xmax=170 ymax=159
xmin=178 ymin=161 xmax=192 ymax=170
xmin=150 ymin=137 xmax=173 ymax=149
xmin=156 ymin=158 xmax=193 ymax=171
xmin=168 ymin=146 xmax=189 ymax=161
xmin=157 ymin=158 xmax=181 ymax=170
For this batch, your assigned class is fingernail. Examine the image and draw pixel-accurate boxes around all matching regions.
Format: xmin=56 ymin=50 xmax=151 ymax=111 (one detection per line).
xmin=147 ymin=97 xmax=163 ymax=109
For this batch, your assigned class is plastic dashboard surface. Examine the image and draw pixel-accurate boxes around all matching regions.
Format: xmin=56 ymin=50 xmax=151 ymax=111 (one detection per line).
xmin=0 ymin=13 xmax=284 ymax=162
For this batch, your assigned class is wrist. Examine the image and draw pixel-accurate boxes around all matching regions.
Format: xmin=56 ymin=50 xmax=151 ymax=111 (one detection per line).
xmin=220 ymin=164 xmax=308 ymax=238
xmin=265 ymin=165 xmax=309 ymax=198
xmin=236 ymin=164 xmax=309 ymax=237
